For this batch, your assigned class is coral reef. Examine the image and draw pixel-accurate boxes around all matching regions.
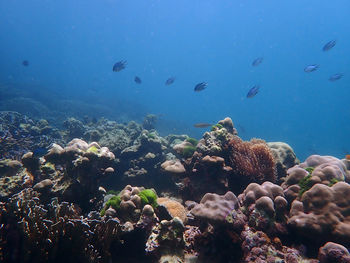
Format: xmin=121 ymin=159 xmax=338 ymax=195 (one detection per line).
xmin=23 ymin=138 xmax=116 ymax=211
xmin=1 ymin=112 xmax=350 ymax=263
xmin=282 ymin=154 xmax=350 ymax=202
xmin=288 ymin=182 xmax=350 ymax=247
xmin=318 ymin=242 xmax=350 ymax=263
xmin=157 ymin=197 xmax=187 ymax=223
xmin=241 ymin=226 xmax=317 ymax=263
xmin=190 ymin=191 xmax=244 ymax=226
xmin=225 ymin=137 xmax=277 ymax=191
xmin=0 ymin=188 xmax=119 ymax=263
xmin=267 ymin=141 xmax=300 ymax=180
xmin=238 ymin=182 xmax=289 ymax=236
xmin=143 ymin=114 xmax=158 ymax=130
xmin=0 ymin=111 xmax=62 ymax=160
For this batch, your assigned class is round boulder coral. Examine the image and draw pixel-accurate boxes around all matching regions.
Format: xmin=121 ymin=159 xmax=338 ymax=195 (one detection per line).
xmin=190 ymin=191 xmax=243 ymax=226
xmin=288 ymin=182 xmax=350 ymax=246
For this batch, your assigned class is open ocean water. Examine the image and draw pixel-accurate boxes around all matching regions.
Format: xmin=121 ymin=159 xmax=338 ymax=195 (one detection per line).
xmin=0 ymin=0 xmax=349 ymax=160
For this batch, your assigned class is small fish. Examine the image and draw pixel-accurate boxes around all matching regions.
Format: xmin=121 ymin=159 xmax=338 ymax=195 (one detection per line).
xmin=329 ymin=73 xmax=343 ymax=81
xmin=32 ymin=147 xmax=48 ymax=158
xmin=194 ymin=82 xmax=207 ymax=92
xmin=322 ymin=40 xmax=336 ymax=51
xmin=304 ymin=64 xmax=319 ymax=73
xmin=134 ymin=76 xmax=142 ymax=84
xmin=22 ymin=60 xmax=29 ymax=66
xmin=194 ymin=123 xmax=213 ymax=128
xmin=246 ymin=85 xmax=260 ymax=98
xmin=252 ymin=57 xmax=263 ymax=67
xmin=165 ymin=77 xmax=175 ymax=85
xmin=112 ymin=60 xmax=127 ymax=72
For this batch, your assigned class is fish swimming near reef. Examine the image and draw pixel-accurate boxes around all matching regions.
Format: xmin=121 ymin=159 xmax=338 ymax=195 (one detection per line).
xmin=112 ymin=60 xmax=127 ymax=72
xmin=33 ymin=147 xmax=49 ymax=158
xmin=304 ymin=64 xmax=319 ymax=73
xmin=322 ymin=40 xmax=336 ymax=51
xmin=194 ymin=123 xmax=213 ymax=128
xmin=246 ymin=85 xmax=260 ymax=98
xmin=252 ymin=57 xmax=263 ymax=67
xmin=329 ymin=73 xmax=343 ymax=81
xmin=165 ymin=77 xmax=175 ymax=85
xmin=194 ymin=82 xmax=207 ymax=92
xmin=134 ymin=76 xmax=142 ymax=84
xmin=22 ymin=60 xmax=29 ymax=66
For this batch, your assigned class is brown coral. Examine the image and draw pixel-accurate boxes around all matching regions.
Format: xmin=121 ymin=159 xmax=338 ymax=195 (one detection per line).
xmin=225 ymin=137 xmax=276 ymax=187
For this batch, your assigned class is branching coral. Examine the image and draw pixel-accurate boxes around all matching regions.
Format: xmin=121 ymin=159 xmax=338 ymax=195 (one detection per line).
xmin=0 ymin=188 xmax=119 ymax=263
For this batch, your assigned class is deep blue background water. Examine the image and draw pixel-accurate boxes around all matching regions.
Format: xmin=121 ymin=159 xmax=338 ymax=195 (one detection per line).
xmin=1 ymin=0 xmax=349 ymax=160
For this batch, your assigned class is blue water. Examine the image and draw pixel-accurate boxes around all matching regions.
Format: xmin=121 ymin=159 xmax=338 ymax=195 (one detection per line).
xmin=1 ymin=0 xmax=349 ymax=160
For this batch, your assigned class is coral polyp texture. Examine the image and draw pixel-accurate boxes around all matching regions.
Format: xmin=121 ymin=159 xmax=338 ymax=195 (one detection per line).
xmin=226 ymin=137 xmax=277 ymax=185
xmin=0 ymin=112 xmax=349 ymax=263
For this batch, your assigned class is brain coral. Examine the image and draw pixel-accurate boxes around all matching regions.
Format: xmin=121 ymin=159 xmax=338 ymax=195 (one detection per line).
xmin=288 ymin=182 xmax=350 ymax=246
xmin=157 ymin=197 xmax=187 ymax=223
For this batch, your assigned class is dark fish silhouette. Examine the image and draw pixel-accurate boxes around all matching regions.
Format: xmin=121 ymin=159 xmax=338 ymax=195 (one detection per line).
xmin=194 ymin=82 xmax=207 ymax=92
xmin=329 ymin=73 xmax=343 ymax=81
xmin=304 ymin=64 xmax=319 ymax=73
xmin=113 ymin=60 xmax=127 ymax=72
xmin=33 ymin=147 xmax=48 ymax=158
xmin=252 ymin=57 xmax=263 ymax=67
xmin=322 ymin=40 xmax=336 ymax=51
xmin=22 ymin=60 xmax=29 ymax=66
xmin=194 ymin=123 xmax=213 ymax=128
xmin=165 ymin=77 xmax=175 ymax=85
xmin=247 ymin=85 xmax=260 ymax=98
xmin=134 ymin=76 xmax=142 ymax=84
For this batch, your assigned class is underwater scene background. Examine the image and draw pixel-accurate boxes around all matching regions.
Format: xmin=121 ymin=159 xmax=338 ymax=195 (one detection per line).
xmin=1 ymin=1 xmax=350 ymax=263
xmin=1 ymin=0 xmax=349 ymax=160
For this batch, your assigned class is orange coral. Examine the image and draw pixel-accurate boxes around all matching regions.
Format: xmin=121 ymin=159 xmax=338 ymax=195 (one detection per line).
xmin=346 ymin=154 xmax=350 ymax=160
xmin=225 ymin=136 xmax=276 ymax=183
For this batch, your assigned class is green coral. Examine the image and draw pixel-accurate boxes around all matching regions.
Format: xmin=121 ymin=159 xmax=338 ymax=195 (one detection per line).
xmin=211 ymin=123 xmax=223 ymax=131
xmin=138 ymin=189 xmax=158 ymax=208
xmin=304 ymin=167 xmax=314 ymax=175
xmin=147 ymin=132 xmax=157 ymax=139
xmin=182 ymin=145 xmax=196 ymax=158
xmin=328 ymin=178 xmax=341 ymax=187
xmin=87 ymin=145 xmax=99 ymax=154
xmin=186 ymin=137 xmax=198 ymax=146
xmin=100 ymin=195 xmax=121 ymax=216
xmin=298 ymin=174 xmax=313 ymax=197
